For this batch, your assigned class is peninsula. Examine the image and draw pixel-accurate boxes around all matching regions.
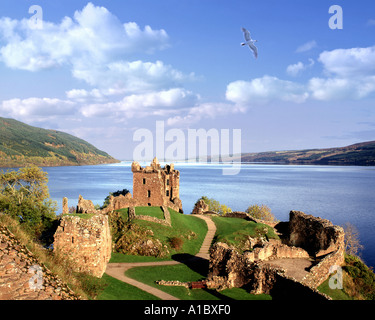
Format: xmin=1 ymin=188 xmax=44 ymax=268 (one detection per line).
xmin=0 ymin=117 xmax=119 ymax=167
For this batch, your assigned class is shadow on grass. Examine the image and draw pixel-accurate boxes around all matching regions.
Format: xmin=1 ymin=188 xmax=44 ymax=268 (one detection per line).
xmin=171 ymin=253 xmax=208 ymax=277
xmin=171 ymin=253 xmax=235 ymax=300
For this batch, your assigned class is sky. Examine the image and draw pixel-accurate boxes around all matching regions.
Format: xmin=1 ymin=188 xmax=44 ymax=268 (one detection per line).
xmin=0 ymin=0 xmax=374 ymax=160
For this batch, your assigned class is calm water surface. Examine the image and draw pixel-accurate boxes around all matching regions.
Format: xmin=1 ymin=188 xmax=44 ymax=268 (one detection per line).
xmin=43 ymin=162 xmax=375 ymax=268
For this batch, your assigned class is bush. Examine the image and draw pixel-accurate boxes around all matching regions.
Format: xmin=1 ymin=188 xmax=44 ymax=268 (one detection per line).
xmin=168 ymin=237 xmax=184 ymax=250
xmin=343 ymin=254 xmax=375 ymax=300
xmin=245 ymin=204 xmax=278 ymax=223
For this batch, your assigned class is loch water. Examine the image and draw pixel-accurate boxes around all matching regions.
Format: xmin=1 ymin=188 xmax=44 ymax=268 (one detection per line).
xmin=43 ymin=162 xmax=375 ymax=269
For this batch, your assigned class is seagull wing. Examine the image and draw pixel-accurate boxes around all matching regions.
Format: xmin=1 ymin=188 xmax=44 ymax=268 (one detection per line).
xmin=248 ymin=42 xmax=258 ymax=58
xmin=242 ymin=27 xmax=251 ymax=41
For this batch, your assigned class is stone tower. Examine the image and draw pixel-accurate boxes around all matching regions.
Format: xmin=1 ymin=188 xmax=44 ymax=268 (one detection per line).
xmin=131 ymin=157 xmax=183 ymax=213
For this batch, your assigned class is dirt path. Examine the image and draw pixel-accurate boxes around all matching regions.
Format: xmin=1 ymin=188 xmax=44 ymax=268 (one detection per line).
xmin=264 ymin=258 xmax=313 ymax=281
xmin=104 ymin=214 xmax=216 ymax=300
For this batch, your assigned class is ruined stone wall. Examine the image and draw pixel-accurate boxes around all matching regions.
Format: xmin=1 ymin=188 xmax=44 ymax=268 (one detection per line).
xmin=207 ymin=242 xmax=329 ymax=300
xmin=128 ymin=206 xmax=172 ymax=227
xmin=288 ymin=210 xmax=344 ymax=257
xmin=245 ymin=239 xmax=310 ymax=262
xmin=53 ymin=214 xmax=111 ymax=278
xmin=301 ymin=244 xmax=345 ymax=288
xmin=207 ymin=211 xmax=345 ymax=298
xmin=101 ymin=193 xmax=139 ymax=214
xmin=0 ymin=224 xmax=79 ymax=300
xmin=76 ymin=195 xmax=99 ymax=214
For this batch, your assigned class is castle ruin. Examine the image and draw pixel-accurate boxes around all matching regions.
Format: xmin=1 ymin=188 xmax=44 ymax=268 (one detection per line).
xmin=131 ymin=157 xmax=183 ymax=213
xmin=77 ymin=158 xmax=183 ymax=214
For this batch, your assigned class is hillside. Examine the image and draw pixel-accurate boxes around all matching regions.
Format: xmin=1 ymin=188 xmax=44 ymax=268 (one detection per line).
xmin=227 ymin=141 xmax=375 ymax=166
xmin=0 ymin=117 xmax=119 ymax=167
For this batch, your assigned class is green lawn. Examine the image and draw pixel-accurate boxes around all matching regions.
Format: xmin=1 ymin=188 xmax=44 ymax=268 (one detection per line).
xmin=135 ymin=206 xmax=165 ymax=219
xmin=318 ymin=278 xmax=352 ymax=300
xmin=96 ymin=273 xmax=161 ymax=300
xmin=212 ymin=215 xmax=279 ymax=250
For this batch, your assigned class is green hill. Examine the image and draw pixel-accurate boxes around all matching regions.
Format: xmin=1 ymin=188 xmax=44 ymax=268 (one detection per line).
xmin=0 ymin=117 xmax=119 ymax=167
xmin=234 ymin=140 xmax=375 ymax=166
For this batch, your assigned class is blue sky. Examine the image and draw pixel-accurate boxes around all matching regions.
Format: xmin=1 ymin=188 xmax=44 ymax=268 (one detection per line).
xmin=0 ymin=0 xmax=374 ymax=160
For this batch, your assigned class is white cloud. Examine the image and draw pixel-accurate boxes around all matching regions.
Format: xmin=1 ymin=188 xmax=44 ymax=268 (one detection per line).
xmin=296 ymin=40 xmax=317 ymax=53
xmin=318 ymin=46 xmax=375 ymax=78
xmin=286 ymin=59 xmax=314 ymax=77
xmin=166 ymin=102 xmax=244 ymax=127
xmin=0 ymin=97 xmax=76 ymax=121
xmin=226 ymin=76 xmax=309 ymax=105
xmin=309 ymin=46 xmax=375 ymax=100
xmin=367 ymin=19 xmax=375 ymax=26
xmin=0 ymin=3 xmax=169 ymax=72
xmin=228 ymin=45 xmax=375 ymax=106
xmin=308 ymin=76 xmax=375 ymax=101
xmin=80 ymin=88 xmax=198 ymax=119
xmin=72 ymin=59 xmax=194 ymax=93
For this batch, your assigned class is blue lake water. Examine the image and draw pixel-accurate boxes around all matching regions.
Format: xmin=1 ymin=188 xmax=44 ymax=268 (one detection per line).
xmin=42 ymin=162 xmax=375 ymax=269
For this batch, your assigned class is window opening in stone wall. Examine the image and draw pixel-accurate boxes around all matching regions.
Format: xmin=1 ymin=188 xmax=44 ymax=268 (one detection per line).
xmin=166 ymin=190 xmax=169 ymax=197
xmin=143 ymin=178 xmax=146 ymax=184
xmin=147 ymin=190 xmax=151 ymax=197
xmin=167 ymin=179 xmax=169 ymax=186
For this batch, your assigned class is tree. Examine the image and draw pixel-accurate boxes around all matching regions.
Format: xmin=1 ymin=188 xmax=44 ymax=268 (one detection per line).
xmin=0 ymin=165 xmax=57 ymax=237
xmin=245 ymin=204 xmax=278 ymax=223
xmin=343 ymin=222 xmax=364 ymax=257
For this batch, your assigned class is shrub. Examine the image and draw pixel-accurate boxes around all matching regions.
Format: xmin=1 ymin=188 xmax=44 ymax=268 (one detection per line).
xmin=168 ymin=237 xmax=184 ymax=250
xmin=343 ymin=254 xmax=375 ymax=300
xmin=245 ymin=204 xmax=278 ymax=223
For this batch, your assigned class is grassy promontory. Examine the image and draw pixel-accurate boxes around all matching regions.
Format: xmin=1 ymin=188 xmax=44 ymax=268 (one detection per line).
xmin=0 ymin=117 xmax=119 ymax=167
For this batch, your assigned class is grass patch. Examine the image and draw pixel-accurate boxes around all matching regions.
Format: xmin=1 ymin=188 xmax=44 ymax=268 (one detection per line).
xmin=212 ymin=216 xmax=279 ymax=251
xmin=318 ymin=277 xmax=352 ymax=300
xmin=62 ymin=213 xmax=95 ymax=220
xmin=96 ymin=273 xmax=161 ymax=300
xmin=135 ymin=206 xmax=165 ymax=219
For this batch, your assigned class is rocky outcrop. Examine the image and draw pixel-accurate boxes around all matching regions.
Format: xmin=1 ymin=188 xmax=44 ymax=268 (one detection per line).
xmin=192 ymin=199 xmax=209 ymax=215
xmin=53 ymin=214 xmax=111 ymax=277
xmin=0 ymin=224 xmax=79 ymax=300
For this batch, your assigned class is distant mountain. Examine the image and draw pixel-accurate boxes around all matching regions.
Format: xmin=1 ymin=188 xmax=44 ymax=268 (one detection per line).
xmin=231 ymin=141 xmax=375 ymax=166
xmin=0 ymin=117 xmax=119 ymax=167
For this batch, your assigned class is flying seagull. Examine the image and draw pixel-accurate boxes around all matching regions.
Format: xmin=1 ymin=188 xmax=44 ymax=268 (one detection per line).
xmin=241 ymin=27 xmax=258 ymax=59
